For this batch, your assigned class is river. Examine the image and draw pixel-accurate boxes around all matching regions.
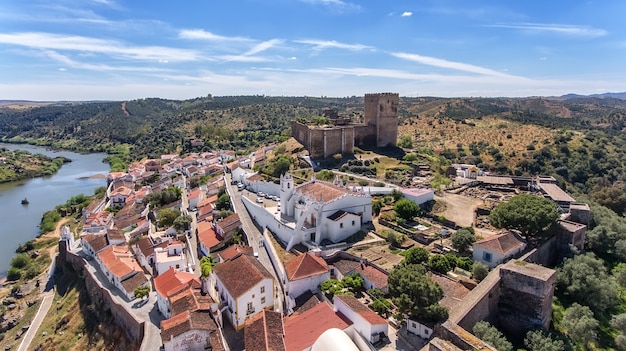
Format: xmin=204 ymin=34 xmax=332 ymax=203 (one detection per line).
xmin=0 ymin=143 xmax=109 ymax=275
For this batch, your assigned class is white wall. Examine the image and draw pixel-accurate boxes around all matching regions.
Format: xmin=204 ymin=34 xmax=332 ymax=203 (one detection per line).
xmin=472 ymin=246 xmax=505 ymax=269
xmin=334 ymin=296 xmax=388 ymax=343
xmin=406 ymin=318 xmax=433 ymax=339
xmin=157 ymin=293 xmax=170 ymax=319
xmin=233 ymin=278 xmax=274 ymax=328
xmin=287 ymin=272 xmax=330 ymax=298
xmin=163 ymin=329 xmax=212 ymax=351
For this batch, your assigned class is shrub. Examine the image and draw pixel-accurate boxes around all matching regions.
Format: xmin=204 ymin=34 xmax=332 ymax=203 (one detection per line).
xmin=11 ymin=253 xmax=30 ymax=269
xmin=7 ymin=267 xmax=22 ymax=281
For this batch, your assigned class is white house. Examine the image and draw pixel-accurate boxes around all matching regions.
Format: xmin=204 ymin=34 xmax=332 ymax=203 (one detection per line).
xmin=284 ymin=253 xmax=330 ymax=311
xmin=161 ymin=310 xmax=223 ymax=351
xmin=333 ymin=295 xmax=388 ymax=344
xmin=154 ymin=267 xmax=199 ymax=319
xmin=155 ymin=240 xmax=187 ymax=275
xmin=472 ymin=231 xmax=526 ymax=268
xmin=84 ymin=211 xmax=113 ymax=233
xmin=96 ymin=245 xmax=149 ymax=301
xmin=211 ymin=254 xmax=274 ymax=330
xmin=406 ymin=317 xmax=434 ymax=339
xmin=401 ymin=188 xmax=434 ymax=206
xmin=276 ymin=173 xmax=372 ymax=250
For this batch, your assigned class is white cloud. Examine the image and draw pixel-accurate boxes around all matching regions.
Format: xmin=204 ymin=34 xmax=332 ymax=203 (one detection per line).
xmin=391 ymin=52 xmax=525 ymax=79
xmin=178 ymin=29 xmax=252 ymax=42
xmin=401 ymin=11 xmax=412 ymax=17
xmin=218 ymin=39 xmax=284 ymax=62
xmin=43 ymin=50 xmax=171 ymax=72
xmin=295 ymin=39 xmax=373 ymax=51
xmin=487 ymin=23 xmax=607 ymax=37
xmin=298 ymin=0 xmax=361 ymax=13
xmin=0 ymin=32 xmax=201 ymax=62
xmin=58 ymin=68 xmax=66 ymax=71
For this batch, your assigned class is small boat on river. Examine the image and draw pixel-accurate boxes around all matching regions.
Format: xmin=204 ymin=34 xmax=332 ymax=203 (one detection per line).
xmin=21 ymin=198 xmax=29 ymax=205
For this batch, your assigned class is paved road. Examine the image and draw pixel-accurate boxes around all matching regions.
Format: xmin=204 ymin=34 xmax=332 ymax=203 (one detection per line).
xmin=16 ymin=291 xmax=53 ymax=351
xmin=224 ymin=173 xmax=285 ymax=313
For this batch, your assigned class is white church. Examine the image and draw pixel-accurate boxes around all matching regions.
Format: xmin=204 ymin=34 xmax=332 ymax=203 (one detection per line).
xmin=244 ymin=173 xmax=373 ymax=251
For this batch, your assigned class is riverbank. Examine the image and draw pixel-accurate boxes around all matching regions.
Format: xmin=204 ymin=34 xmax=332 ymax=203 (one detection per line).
xmin=0 ymin=148 xmax=71 ymax=184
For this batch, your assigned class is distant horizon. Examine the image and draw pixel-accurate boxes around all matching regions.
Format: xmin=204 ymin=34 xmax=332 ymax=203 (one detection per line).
xmin=1 ymin=1 xmax=625 ymax=101
xmin=2 ymin=91 xmax=626 ymax=104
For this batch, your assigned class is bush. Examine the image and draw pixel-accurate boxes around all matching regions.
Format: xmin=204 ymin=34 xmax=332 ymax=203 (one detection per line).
xmin=11 ymin=253 xmax=30 ymax=269
xmin=472 ymin=262 xmax=489 ymax=281
xmin=7 ymin=267 xmax=22 ymax=281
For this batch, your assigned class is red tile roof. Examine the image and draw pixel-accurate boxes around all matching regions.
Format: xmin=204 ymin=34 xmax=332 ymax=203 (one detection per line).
xmin=334 ymin=295 xmax=386 ymax=325
xmin=161 ymin=310 xmax=223 ymax=351
xmin=197 ymin=221 xmax=222 ymax=250
xmin=82 ymin=233 xmax=109 ymax=253
xmin=296 ymin=181 xmax=352 ymax=203
xmin=216 ymin=213 xmax=241 ymax=233
xmin=284 ymin=253 xmax=328 ymax=282
xmin=247 ymin=173 xmax=264 ymax=182
xmin=473 ymin=231 xmax=525 ymax=255
xmin=214 ymin=254 xmax=273 ymax=299
xmin=198 ymin=195 xmax=219 ymax=209
xmin=283 ymin=302 xmax=352 ymax=351
xmin=245 ymin=310 xmax=286 ymax=351
xmin=217 ymin=244 xmax=254 ymax=262
xmin=154 ymin=267 xmax=198 ymax=298
xmin=97 ymin=245 xmax=139 ymax=279
xmin=189 ymin=188 xmax=202 ymax=199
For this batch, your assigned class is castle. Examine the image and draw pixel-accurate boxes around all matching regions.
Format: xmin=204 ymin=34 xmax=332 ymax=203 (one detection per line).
xmin=291 ymin=93 xmax=399 ymax=158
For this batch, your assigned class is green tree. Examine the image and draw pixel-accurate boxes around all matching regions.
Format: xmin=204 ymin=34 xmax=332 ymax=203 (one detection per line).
xmin=472 ymin=262 xmax=489 ymax=281
xmin=372 ymin=200 xmax=383 ymax=217
xmin=450 ymin=228 xmax=476 ymax=253
xmin=157 ymin=208 xmax=180 ymax=229
xmin=371 ymin=298 xmax=392 ymax=317
xmin=557 ymin=252 xmax=618 ymax=313
xmin=215 ymin=193 xmax=231 ymax=211
xmin=7 ymin=267 xmax=21 ymax=281
xmin=394 ymin=198 xmax=420 ymax=221
xmin=388 ymin=264 xmax=447 ymax=321
xmin=611 ymin=314 xmax=626 ymax=350
xmin=397 ymin=134 xmax=413 ymax=149
xmin=271 ymin=156 xmax=291 ymax=178
xmin=428 ymin=254 xmax=452 ymax=274
xmin=200 ymin=256 xmax=214 ymax=277
xmin=173 ymin=215 xmax=192 ymax=232
xmin=387 ymin=231 xmax=403 ymax=248
xmin=489 ymin=194 xmax=559 ymax=237
xmin=402 ymin=153 xmax=418 ymax=162
xmin=524 ymin=330 xmax=565 ymax=351
xmin=317 ymin=169 xmax=335 ymax=181
xmin=561 ymin=303 xmax=599 ymax=346
xmin=472 ymin=321 xmax=513 ymax=351
xmin=342 ymin=273 xmax=364 ymax=293
xmin=321 ymin=279 xmax=345 ymax=298
xmin=11 ymin=253 xmax=30 ymax=269
xmin=403 ymin=246 xmax=430 ymax=265
xmin=134 ymin=286 xmax=150 ymax=300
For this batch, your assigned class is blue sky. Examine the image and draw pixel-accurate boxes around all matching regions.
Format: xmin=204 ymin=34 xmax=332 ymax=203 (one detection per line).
xmin=0 ymin=0 xmax=625 ymax=100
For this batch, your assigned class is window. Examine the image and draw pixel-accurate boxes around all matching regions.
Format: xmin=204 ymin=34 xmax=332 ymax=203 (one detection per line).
xmin=340 ymin=223 xmax=343 ymax=229
xmin=260 ymin=286 xmax=265 ymax=294
xmin=176 ymin=264 xmax=180 ymax=269
xmin=412 ymin=322 xmax=417 ymax=328
xmin=424 ymin=330 xmax=429 ymax=335
xmin=352 ymin=220 xmax=355 ymax=226
xmin=261 ymin=297 xmax=266 ymax=304
xmin=483 ymin=252 xmax=492 ymax=262
xmin=252 ymin=294 xmax=255 ymax=298
xmin=247 ymin=302 xmax=253 ymax=310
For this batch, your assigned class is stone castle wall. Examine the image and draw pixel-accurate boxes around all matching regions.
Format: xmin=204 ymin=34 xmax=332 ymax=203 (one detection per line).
xmin=59 ymin=246 xmax=145 ymax=346
xmin=364 ymin=93 xmax=399 ymax=147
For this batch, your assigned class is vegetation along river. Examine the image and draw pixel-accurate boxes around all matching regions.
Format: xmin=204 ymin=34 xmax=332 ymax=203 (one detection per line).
xmin=0 ymin=143 xmax=109 ymax=276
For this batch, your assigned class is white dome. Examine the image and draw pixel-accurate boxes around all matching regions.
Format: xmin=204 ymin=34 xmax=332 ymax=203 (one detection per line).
xmin=311 ymin=328 xmax=360 ymax=351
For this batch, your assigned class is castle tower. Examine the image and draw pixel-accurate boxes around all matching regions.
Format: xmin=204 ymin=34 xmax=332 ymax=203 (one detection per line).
xmin=363 ymin=93 xmax=399 ymax=147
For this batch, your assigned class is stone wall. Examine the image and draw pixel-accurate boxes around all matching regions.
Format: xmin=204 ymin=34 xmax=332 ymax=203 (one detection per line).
xmin=353 ymin=125 xmax=377 ymax=147
xmin=60 ymin=247 xmax=145 ymax=346
xmin=364 ymin=93 xmax=399 ymax=147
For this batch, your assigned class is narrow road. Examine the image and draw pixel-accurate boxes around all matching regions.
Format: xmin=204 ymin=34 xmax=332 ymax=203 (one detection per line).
xmin=225 ymin=173 xmax=285 ymax=313
xmin=16 ymin=291 xmax=53 ymax=351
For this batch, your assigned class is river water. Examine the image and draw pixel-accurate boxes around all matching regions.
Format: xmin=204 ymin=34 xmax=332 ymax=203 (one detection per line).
xmin=0 ymin=143 xmax=109 ymax=275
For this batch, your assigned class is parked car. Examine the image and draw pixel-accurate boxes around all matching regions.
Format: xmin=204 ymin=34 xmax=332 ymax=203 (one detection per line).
xmin=256 ymin=197 xmax=264 ymax=203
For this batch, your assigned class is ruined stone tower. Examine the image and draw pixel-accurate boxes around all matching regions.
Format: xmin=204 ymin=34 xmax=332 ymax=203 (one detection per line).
xmin=363 ymin=93 xmax=399 ymax=147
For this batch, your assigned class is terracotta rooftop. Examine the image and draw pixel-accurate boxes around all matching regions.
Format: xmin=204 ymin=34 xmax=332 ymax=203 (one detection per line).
xmin=334 ymin=294 xmax=386 ymax=325
xmin=245 ymin=310 xmax=286 ymax=351
xmin=331 ymin=259 xmax=388 ymax=290
xmin=189 ymin=188 xmax=202 ymax=199
xmin=161 ymin=310 xmax=223 ymax=350
xmin=217 ymin=244 xmax=254 ymax=262
xmin=197 ymin=221 xmax=222 ymax=250
xmin=284 ymin=253 xmax=329 ymax=282
xmin=216 ymin=213 xmax=241 ymax=233
xmin=283 ymin=302 xmax=352 ymax=351
xmin=120 ymin=272 xmax=148 ymax=295
xmin=168 ymin=282 xmax=211 ymax=316
xmin=154 ymin=267 xmax=198 ymax=298
xmin=292 ymin=291 xmax=321 ymax=315
xmin=198 ymin=194 xmax=219 ymax=209
xmin=214 ymin=254 xmax=273 ymax=299
xmin=82 ymin=233 xmax=109 ymax=253
xmin=296 ymin=181 xmax=353 ymax=203
xmin=97 ymin=245 xmax=139 ymax=279
xmin=430 ymin=274 xmax=471 ymax=311
xmin=473 ymin=231 xmax=525 ymax=255
xmin=247 ymin=173 xmax=264 ymax=182
xmin=85 ymin=211 xmax=112 ymax=227
xmin=107 ymin=227 xmax=125 ymax=242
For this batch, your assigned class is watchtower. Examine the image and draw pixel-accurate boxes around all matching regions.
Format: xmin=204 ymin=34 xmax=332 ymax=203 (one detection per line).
xmin=363 ymin=93 xmax=399 ymax=147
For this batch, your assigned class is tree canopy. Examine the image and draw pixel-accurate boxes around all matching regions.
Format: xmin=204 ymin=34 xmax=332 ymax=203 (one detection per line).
xmin=561 ymin=303 xmax=599 ymax=346
xmin=524 ymin=330 xmax=565 ymax=351
xmin=402 ymin=246 xmax=430 ymax=266
xmin=394 ymin=198 xmax=420 ymax=221
xmin=489 ymin=194 xmax=559 ymax=237
xmin=450 ymin=228 xmax=476 ymax=253
xmin=388 ymin=264 xmax=447 ymax=322
xmin=472 ymin=321 xmax=513 ymax=351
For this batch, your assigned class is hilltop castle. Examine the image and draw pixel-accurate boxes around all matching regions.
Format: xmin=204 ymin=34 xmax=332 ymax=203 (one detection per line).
xmin=291 ymin=93 xmax=399 ymax=158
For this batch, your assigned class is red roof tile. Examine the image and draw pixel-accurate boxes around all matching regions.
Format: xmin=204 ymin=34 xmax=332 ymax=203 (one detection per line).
xmin=473 ymin=231 xmax=525 ymax=255
xmin=97 ymin=245 xmax=138 ymax=279
xmin=284 ymin=253 xmax=328 ymax=282
xmin=283 ymin=302 xmax=352 ymax=351
xmin=245 ymin=310 xmax=286 ymax=351
xmin=153 ymin=267 xmax=198 ymax=298
xmin=334 ymin=295 xmax=386 ymax=325
xmin=296 ymin=181 xmax=352 ymax=203
xmin=197 ymin=221 xmax=222 ymax=250
xmin=214 ymin=254 xmax=273 ymax=298
xmin=217 ymin=244 xmax=254 ymax=262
